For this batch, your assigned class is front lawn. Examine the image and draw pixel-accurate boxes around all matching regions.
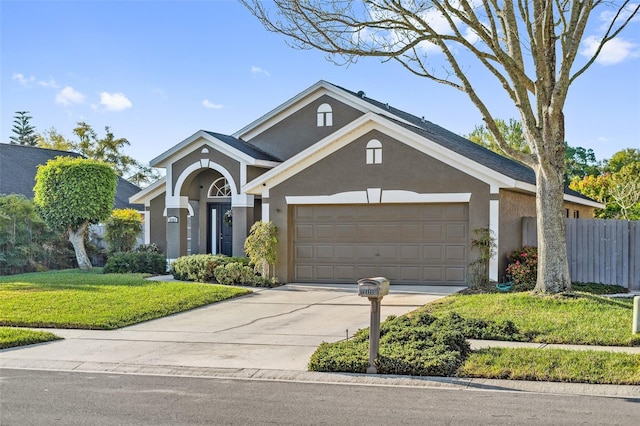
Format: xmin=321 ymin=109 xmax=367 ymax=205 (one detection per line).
xmin=309 ymin=286 xmax=640 ymax=385
xmin=422 ymin=291 xmax=639 ymax=346
xmin=0 ymin=269 xmax=251 ymax=330
xmin=0 ymin=327 xmax=61 ymax=349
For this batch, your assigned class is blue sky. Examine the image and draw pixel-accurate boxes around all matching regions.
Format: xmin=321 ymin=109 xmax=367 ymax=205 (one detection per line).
xmin=1 ymin=0 xmax=639 ymax=166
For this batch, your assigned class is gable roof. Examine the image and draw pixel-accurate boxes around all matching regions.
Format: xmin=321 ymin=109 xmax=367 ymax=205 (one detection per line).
xmin=150 ymin=130 xmax=280 ymax=167
xmin=0 ymin=143 xmax=143 ymax=210
xmin=235 ymin=80 xmax=596 ymax=205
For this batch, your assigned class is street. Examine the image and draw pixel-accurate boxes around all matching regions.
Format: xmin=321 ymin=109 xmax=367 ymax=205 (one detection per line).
xmin=1 ymin=369 xmax=638 ymax=425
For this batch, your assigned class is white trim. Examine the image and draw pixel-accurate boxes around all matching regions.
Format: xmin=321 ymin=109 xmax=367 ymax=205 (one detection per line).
xmin=244 ymin=113 xmax=511 ymax=195
xmin=129 ymin=177 xmax=166 ymax=205
xmin=163 ymin=199 xmax=194 ymax=216
xmin=143 ymin=210 xmax=150 ymax=244
xmin=366 ymin=188 xmax=382 ymax=203
xmin=171 ymin=160 xmax=240 ymax=206
xmin=262 ymin=202 xmax=270 ymax=222
xmin=489 ymin=199 xmax=500 ymax=282
xmin=563 ymin=194 xmax=605 ymax=209
xmin=150 ymin=130 xmax=280 ymax=168
xmin=234 ymin=80 xmax=416 ymax=142
xmin=381 ymin=191 xmax=472 ymax=203
xmin=285 ymin=190 xmax=472 ymax=205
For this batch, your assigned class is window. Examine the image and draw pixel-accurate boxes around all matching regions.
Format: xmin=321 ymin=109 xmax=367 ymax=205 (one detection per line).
xmin=573 ymin=210 xmax=580 ymax=219
xmin=208 ymin=177 xmax=232 ymax=197
xmin=317 ymin=103 xmax=333 ymax=127
xmin=366 ymin=139 xmax=383 ymax=164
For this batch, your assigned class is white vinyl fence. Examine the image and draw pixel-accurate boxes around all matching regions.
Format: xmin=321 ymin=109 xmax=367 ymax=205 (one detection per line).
xmin=522 ymin=218 xmax=640 ymax=290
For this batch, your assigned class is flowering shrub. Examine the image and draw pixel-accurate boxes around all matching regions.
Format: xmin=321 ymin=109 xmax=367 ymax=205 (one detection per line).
xmin=505 ymin=246 xmax=538 ymax=286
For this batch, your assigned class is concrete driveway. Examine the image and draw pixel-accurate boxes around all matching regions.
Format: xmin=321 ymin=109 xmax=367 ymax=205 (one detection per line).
xmin=0 ymin=283 xmax=463 ymax=373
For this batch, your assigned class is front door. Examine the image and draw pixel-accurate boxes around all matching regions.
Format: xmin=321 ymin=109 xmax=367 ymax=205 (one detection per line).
xmin=207 ymin=202 xmax=232 ymax=256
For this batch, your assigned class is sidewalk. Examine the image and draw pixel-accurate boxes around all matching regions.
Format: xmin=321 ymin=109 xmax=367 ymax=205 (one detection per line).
xmin=1 ymin=281 xmax=639 ymax=399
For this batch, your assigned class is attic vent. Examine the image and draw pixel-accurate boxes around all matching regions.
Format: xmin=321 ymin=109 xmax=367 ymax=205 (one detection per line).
xmin=357 ymin=90 xmax=366 ymax=98
xmin=201 ymin=148 xmax=209 ymax=153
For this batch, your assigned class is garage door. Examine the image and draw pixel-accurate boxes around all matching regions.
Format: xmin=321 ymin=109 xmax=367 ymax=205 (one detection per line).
xmin=292 ymin=203 xmax=469 ymax=284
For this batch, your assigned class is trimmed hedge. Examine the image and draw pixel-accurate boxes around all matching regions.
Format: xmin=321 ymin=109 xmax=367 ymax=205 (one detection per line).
xmin=309 ymin=312 xmax=472 ymax=376
xmin=170 ymin=254 xmax=277 ymax=287
xmin=103 ymin=251 xmax=166 ymax=274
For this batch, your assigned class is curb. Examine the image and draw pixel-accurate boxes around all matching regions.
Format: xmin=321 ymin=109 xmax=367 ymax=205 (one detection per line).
xmin=2 ymin=359 xmax=639 ymax=399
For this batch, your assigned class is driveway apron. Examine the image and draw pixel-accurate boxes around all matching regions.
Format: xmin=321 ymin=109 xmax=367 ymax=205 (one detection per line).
xmin=0 ymin=284 xmax=463 ymax=372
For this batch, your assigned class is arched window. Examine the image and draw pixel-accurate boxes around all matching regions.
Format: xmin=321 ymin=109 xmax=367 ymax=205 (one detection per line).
xmin=317 ymin=103 xmax=333 ymax=127
xmin=208 ymin=177 xmax=232 ymax=197
xmin=366 ymin=139 xmax=383 ymax=164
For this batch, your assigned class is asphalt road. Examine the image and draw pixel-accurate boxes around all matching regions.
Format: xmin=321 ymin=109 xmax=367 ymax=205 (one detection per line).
xmin=1 ymin=369 xmax=638 ymax=425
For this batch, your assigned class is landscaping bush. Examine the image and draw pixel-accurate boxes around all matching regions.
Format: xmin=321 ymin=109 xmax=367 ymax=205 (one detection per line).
xmin=170 ymin=254 xmax=250 ymax=283
xmin=505 ymin=246 xmax=538 ymax=288
xmin=0 ymin=194 xmax=75 ymax=275
xmin=213 ymin=262 xmax=255 ymax=285
xmin=103 ymin=251 xmax=166 ymax=274
xmin=105 ymin=209 xmax=143 ymax=253
xmin=309 ymin=311 xmax=471 ymax=376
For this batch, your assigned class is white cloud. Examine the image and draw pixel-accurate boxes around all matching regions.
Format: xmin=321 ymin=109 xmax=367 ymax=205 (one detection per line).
xmin=38 ymin=78 xmax=60 ymax=88
xmin=580 ymin=35 xmax=639 ymax=65
xmin=202 ymin=99 xmax=223 ymax=109
xmin=251 ymin=65 xmax=271 ymax=77
xmin=99 ymin=92 xmax=132 ymax=111
xmin=12 ymin=73 xmax=35 ymax=86
xmin=55 ymin=86 xmax=85 ymax=106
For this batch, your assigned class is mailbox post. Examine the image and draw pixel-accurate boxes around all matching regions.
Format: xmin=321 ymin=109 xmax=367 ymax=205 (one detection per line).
xmin=357 ymin=277 xmax=390 ymax=374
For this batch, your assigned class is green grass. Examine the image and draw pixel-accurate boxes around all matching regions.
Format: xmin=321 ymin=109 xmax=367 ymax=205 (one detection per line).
xmin=0 ymin=269 xmax=251 ymax=330
xmin=0 ymin=327 xmax=62 ymax=349
xmin=459 ymin=347 xmax=640 ymax=385
xmin=422 ymin=292 xmax=639 ymax=346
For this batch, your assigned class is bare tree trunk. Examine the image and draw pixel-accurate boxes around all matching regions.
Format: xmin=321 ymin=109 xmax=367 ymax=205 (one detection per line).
xmin=68 ymin=222 xmax=92 ymax=270
xmin=534 ymin=162 xmax=571 ymax=293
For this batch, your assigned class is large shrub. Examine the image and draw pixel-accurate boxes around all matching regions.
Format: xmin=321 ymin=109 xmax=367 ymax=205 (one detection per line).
xmin=170 ymin=254 xmax=249 ymax=283
xmin=34 ymin=156 xmax=117 ymax=269
xmin=309 ymin=311 xmax=471 ymax=376
xmin=105 ymin=208 xmax=143 ymax=253
xmin=0 ymin=194 xmax=74 ymax=275
xmin=103 ymin=251 xmax=166 ymax=274
xmin=506 ymin=246 xmax=538 ymax=288
xmin=244 ymin=221 xmax=278 ymax=278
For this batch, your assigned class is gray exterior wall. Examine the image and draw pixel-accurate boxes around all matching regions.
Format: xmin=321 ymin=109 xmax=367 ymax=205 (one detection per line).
xmin=248 ymin=95 xmax=364 ymax=160
xmin=149 ymin=194 xmax=166 ymax=254
xmin=171 ymin=144 xmax=241 ymax=195
xmin=267 ymin=129 xmax=490 ymax=283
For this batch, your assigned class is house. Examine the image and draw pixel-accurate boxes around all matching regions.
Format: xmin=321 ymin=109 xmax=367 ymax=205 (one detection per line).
xmin=130 ymin=81 xmax=600 ymax=285
xmin=0 ymin=143 xmax=142 ymax=210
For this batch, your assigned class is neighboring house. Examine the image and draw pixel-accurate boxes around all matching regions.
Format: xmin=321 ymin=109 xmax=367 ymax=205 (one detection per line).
xmin=131 ymin=80 xmax=601 ymax=285
xmin=0 ymin=143 xmax=142 ymax=210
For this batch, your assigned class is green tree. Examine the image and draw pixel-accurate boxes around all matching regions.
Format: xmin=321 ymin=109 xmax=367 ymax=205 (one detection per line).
xmin=242 ymin=1 xmax=639 ymax=293
xmin=604 ymin=148 xmax=640 ymax=173
xmin=466 ymin=118 xmax=528 ymax=155
xmin=36 ymin=127 xmax=76 ymax=151
xmin=564 ymin=143 xmax=600 ymax=185
xmin=33 ymin=157 xmax=117 ymax=270
xmin=10 ymin=111 xmax=38 ymax=146
xmin=73 ymin=122 xmax=137 ymax=177
xmin=105 ymin=209 xmax=143 ymax=253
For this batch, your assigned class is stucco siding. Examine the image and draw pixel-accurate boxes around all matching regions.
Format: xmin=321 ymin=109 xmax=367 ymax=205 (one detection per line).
xmin=149 ymin=194 xmax=167 ymax=254
xmin=268 ymin=130 xmax=490 ymax=283
xmin=498 ymin=190 xmax=537 ymax=278
xmin=170 ymin=143 xmax=241 ymax=195
xmin=247 ymin=95 xmax=364 ymax=161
